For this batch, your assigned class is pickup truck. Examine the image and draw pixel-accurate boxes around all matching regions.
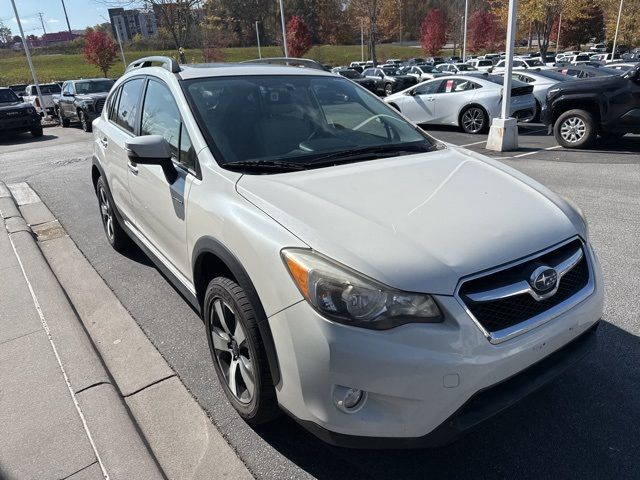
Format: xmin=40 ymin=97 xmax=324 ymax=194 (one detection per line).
xmin=541 ymin=64 xmax=640 ymax=147
xmin=0 ymin=87 xmax=42 ymax=138
xmin=24 ymin=83 xmax=61 ymax=116
xmin=53 ymin=78 xmax=114 ymax=132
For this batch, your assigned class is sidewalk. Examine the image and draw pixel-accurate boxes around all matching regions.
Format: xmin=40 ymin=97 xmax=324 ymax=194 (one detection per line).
xmin=0 ymin=181 xmax=252 ymax=480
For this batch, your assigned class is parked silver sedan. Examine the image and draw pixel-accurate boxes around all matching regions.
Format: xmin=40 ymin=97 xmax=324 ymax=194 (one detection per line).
xmin=384 ymin=74 xmax=536 ymax=134
xmin=499 ymin=69 xmax=571 ymax=121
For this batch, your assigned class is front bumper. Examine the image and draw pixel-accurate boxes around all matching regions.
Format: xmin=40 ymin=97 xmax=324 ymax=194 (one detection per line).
xmin=268 ymin=245 xmax=604 ymax=447
xmin=0 ymin=112 xmax=41 ymax=133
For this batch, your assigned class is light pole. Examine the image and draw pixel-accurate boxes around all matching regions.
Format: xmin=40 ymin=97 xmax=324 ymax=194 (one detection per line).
xmin=361 ymin=20 xmax=364 ymax=62
xmin=10 ymin=0 xmax=47 ymax=119
xmin=486 ymin=0 xmax=519 ymax=151
xmin=278 ymin=0 xmax=288 ymax=57
xmin=61 ymin=0 xmax=72 ymax=35
xmin=462 ymin=0 xmax=468 ymax=61
xmin=255 ymin=21 xmax=262 ymax=59
xmin=555 ymin=13 xmax=562 ymax=55
xmin=612 ymin=0 xmax=624 ymax=60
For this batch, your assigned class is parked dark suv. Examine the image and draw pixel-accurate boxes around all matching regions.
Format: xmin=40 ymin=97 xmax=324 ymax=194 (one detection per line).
xmin=362 ymin=67 xmax=418 ymax=96
xmin=541 ymin=65 xmax=640 ymax=148
xmin=54 ymin=78 xmax=114 ymax=132
xmin=0 ymin=87 xmax=42 ymax=138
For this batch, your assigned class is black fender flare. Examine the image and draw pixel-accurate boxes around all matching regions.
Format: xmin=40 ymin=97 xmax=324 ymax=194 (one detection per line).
xmin=192 ymin=236 xmax=281 ymax=386
xmin=549 ymin=93 xmax=605 ymax=124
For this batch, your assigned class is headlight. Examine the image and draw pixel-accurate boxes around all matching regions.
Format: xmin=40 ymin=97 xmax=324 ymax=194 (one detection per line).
xmin=560 ymin=195 xmax=589 ymax=240
xmin=281 ymin=249 xmax=442 ymax=329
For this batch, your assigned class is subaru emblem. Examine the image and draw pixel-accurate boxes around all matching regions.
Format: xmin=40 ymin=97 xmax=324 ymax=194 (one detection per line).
xmin=529 ymin=266 xmax=558 ymax=294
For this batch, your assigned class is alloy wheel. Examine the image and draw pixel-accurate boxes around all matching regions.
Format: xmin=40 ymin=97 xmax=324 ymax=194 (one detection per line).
xmin=462 ymin=107 xmax=485 ymax=133
xmin=560 ymin=116 xmax=586 ymax=143
xmin=98 ymin=185 xmax=114 ymax=241
xmin=209 ymin=298 xmax=255 ymax=404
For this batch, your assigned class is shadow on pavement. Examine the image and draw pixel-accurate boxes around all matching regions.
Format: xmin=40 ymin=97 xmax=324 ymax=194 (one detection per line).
xmin=252 ymin=320 xmax=639 ymax=479
xmin=0 ymin=133 xmax=57 ymax=145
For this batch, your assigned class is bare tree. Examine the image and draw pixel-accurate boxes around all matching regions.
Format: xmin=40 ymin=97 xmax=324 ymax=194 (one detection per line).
xmin=94 ymin=0 xmax=201 ymax=63
xmin=350 ymin=0 xmax=382 ymax=66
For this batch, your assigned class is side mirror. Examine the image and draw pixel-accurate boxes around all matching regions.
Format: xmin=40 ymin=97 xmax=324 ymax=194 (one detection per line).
xmin=405 ymin=89 xmax=416 ymax=96
xmin=125 ymin=135 xmax=177 ymax=183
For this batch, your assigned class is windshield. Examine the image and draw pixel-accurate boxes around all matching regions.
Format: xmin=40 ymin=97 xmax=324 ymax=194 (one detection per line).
xmin=38 ymin=84 xmax=61 ymax=94
xmin=527 ymin=59 xmax=544 ymax=66
xmin=337 ymin=69 xmax=361 ymax=79
xmin=532 ymin=70 xmax=572 ymax=81
xmin=184 ymin=75 xmax=433 ymax=170
xmin=382 ymin=68 xmax=401 ymax=76
xmin=75 ymin=80 xmax=114 ymax=94
xmin=456 ymin=64 xmax=477 ymax=71
xmin=0 ymin=89 xmax=20 ymax=103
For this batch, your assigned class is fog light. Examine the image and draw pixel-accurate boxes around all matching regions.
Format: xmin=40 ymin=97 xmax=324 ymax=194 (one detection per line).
xmin=334 ymin=386 xmax=367 ymax=413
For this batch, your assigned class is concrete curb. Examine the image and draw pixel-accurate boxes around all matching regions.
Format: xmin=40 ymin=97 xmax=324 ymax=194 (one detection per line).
xmin=3 ymin=181 xmax=253 ymax=480
xmin=0 ymin=181 xmax=165 ymax=480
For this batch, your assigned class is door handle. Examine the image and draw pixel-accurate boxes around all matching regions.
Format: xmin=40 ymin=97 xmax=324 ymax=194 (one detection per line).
xmin=426 ymin=97 xmax=435 ymax=102
xmin=99 ymin=137 xmax=108 ymax=148
xmin=127 ymin=162 xmax=138 ymax=175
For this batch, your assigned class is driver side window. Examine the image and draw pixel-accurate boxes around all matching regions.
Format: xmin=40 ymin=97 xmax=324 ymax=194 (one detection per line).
xmin=414 ymin=81 xmax=442 ymax=95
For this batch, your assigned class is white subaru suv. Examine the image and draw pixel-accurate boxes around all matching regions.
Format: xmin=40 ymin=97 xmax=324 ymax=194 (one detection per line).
xmin=92 ymin=56 xmax=603 ymax=448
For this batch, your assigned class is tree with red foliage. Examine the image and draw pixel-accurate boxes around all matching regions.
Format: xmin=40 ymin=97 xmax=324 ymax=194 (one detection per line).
xmin=420 ymin=9 xmax=446 ymax=56
xmin=468 ymin=10 xmax=505 ymax=53
xmin=84 ymin=28 xmax=117 ymax=77
xmin=286 ymin=15 xmax=312 ymax=58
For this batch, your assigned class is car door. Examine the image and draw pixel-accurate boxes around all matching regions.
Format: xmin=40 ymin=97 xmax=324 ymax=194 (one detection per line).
xmin=99 ymin=77 xmax=145 ymax=224
xmin=398 ymin=79 xmax=443 ymax=123
xmin=433 ymin=78 xmax=480 ymax=124
xmin=127 ymin=78 xmax=196 ymax=277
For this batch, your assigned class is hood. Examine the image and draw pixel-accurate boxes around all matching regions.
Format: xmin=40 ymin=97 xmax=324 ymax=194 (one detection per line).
xmin=76 ymin=93 xmax=109 ymax=101
xmin=237 ymin=148 xmax=577 ymax=295
xmin=550 ymin=74 xmax=625 ymax=97
xmin=0 ymin=101 xmax=30 ymax=110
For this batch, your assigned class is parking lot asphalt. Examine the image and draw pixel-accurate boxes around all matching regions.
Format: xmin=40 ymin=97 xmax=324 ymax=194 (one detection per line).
xmin=1 ymin=125 xmax=639 ymax=479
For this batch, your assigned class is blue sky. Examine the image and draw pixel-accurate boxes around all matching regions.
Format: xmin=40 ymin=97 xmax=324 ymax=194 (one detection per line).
xmin=2 ymin=0 xmax=113 ymax=35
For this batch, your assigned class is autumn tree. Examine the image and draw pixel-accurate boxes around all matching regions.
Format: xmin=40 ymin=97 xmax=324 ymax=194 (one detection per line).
xmin=420 ymin=9 xmax=447 ymax=56
xmin=84 ymin=28 xmax=117 ymax=77
xmin=468 ymin=10 xmax=505 ymax=53
xmin=558 ymin=4 xmax=605 ymax=50
xmin=602 ymin=0 xmax=640 ymax=47
xmin=286 ymin=16 xmax=312 ymax=58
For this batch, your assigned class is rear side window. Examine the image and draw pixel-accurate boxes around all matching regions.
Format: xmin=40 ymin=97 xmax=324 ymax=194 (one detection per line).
xmin=107 ymin=88 xmax=121 ymax=122
xmin=115 ymin=78 xmax=144 ymax=134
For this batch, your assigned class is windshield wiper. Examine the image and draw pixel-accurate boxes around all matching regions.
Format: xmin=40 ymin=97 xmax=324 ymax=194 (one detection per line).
xmin=307 ymin=143 xmax=435 ymax=167
xmin=223 ymin=159 xmax=307 ymax=172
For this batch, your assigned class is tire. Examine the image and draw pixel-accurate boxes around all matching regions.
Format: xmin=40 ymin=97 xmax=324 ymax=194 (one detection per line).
xmin=95 ymin=176 xmax=130 ymax=251
xmin=531 ymin=99 xmax=541 ymax=123
xmin=460 ymin=106 xmax=488 ymax=134
xmin=204 ymin=277 xmax=279 ymax=425
xmin=30 ymin=126 xmax=43 ymax=138
xmin=58 ymin=108 xmax=70 ymax=128
xmin=554 ymin=109 xmax=597 ymax=148
xmin=384 ymin=83 xmax=394 ymax=96
xmin=79 ymin=110 xmax=92 ymax=132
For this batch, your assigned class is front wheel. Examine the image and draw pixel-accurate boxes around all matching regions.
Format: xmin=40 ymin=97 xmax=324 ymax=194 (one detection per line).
xmin=58 ymin=108 xmax=70 ymax=128
xmin=554 ymin=109 xmax=597 ymax=148
xmin=460 ymin=106 xmax=488 ymax=134
xmin=79 ymin=110 xmax=92 ymax=132
xmin=384 ymin=83 xmax=394 ymax=96
xmin=204 ymin=277 xmax=279 ymax=425
xmin=30 ymin=126 xmax=43 ymax=138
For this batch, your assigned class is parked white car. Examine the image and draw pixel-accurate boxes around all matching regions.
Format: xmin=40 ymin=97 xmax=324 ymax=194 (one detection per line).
xmin=466 ymin=59 xmax=494 ymax=71
xmin=24 ymin=83 xmax=61 ymax=116
xmin=385 ymin=74 xmax=536 ymax=133
xmin=492 ymin=57 xmax=547 ymax=71
xmin=590 ymin=43 xmax=606 ymax=52
xmin=436 ymin=63 xmax=478 ymax=74
xmin=92 ymin=57 xmax=603 ymax=448
xmin=401 ymin=65 xmax=445 ymax=81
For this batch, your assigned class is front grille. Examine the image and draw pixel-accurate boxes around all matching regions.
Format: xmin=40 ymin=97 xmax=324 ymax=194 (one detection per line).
xmin=95 ymin=99 xmax=106 ymax=114
xmin=0 ymin=109 xmax=27 ymax=120
xmin=459 ymin=240 xmax=590 ymax=334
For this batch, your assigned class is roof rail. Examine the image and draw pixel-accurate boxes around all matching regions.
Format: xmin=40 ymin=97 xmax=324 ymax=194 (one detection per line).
xmin=242 ymin=57 xmax=330 ymax=72
xmin=125 ymin=56 xmax=181 ymax=74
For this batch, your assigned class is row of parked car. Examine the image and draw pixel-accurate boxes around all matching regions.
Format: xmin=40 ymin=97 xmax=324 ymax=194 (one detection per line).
xmin=0 ymin=78 xmax=114 ymax=138
xmin=326 ymin=55 xmax=640 ymax=148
